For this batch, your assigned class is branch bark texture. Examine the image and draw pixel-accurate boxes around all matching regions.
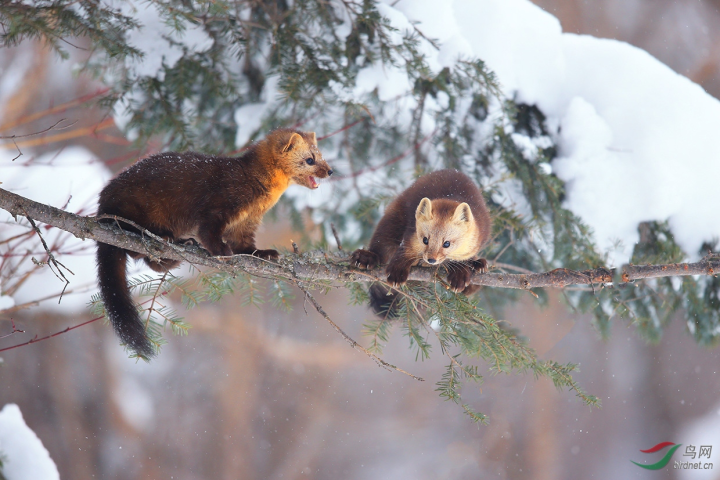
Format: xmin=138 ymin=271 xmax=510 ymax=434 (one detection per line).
xmin=1 ymin=187 xmax=718 ymax=290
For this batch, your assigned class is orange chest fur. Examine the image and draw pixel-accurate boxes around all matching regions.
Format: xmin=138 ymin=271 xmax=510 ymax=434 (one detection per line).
xmin=226 ymin=171 xmax=289 ymax=230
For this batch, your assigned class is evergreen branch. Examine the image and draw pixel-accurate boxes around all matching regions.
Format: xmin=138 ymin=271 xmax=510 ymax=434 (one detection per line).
xmin=1 ymin=188 xmax=718 ymax=293
xmin=361 ymin=319 xmax=391 ymax=354
xmin=291 ymin=277 xmax=425 ymax=382
xmin=144 ymin=272 xmax=169 ymax=331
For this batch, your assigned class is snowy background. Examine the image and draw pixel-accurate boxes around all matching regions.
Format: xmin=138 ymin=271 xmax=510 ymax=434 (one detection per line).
xmin=2 ymin=0 xmax=720 ymax=479
xmin=326 ymin=0 xmax=720 ymax=265
xmin=0 ymin=404 xmax=59 ymax=480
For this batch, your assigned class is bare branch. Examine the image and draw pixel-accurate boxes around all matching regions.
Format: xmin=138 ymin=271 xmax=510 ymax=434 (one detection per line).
xmin=0 ymin=88 xmax=110 ymax=133
xmin=0 ymin=118 xmax=77 ymax=140
xmin=24 ymin=212 xmax=73 ymax=302
xmin=0 ymin=315 xmax=104 ymax=353
xmin=0 ymin=319 xmax=24 ymax=340
xmin=0 ymin=285 xmax=94 ymax=315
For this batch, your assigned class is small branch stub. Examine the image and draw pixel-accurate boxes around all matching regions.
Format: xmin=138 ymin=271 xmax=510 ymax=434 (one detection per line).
xmin=330 ymin=223 xmax=343 ymax=252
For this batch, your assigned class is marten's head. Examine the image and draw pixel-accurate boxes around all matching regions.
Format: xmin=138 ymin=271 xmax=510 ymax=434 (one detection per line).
xmin=270 ymin=129 xmax=333 ymax=189
xmin=414 ymin=198 xmax=479 ymax=265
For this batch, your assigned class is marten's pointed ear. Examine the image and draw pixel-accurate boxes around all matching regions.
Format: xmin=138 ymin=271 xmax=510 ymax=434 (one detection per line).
xmin=415 ymin=198 xmax=433 ymax=221
xmin=452 ymin=203 xmax=473 ymax=224
xmin=306 ymin=132 xmax=317 ymax=146
xmin=282 ymin=133 xmax=305 ymax=153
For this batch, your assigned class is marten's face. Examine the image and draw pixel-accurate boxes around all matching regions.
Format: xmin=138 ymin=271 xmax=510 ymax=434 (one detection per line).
xmin=278 ymin=131 xmax=333 ymax=189
xmin=414 ymin=198 xmax=477 ymax=265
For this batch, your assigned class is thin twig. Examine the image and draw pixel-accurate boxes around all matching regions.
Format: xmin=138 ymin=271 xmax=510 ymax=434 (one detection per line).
xmin=332 ymin=127 xmax=438 ymax=181
xmin=10 ymin=138 xmax=21 ymax=161
xmin=0 ymin=87 xmax=110 ymax=132
xmin=0 ymin=229 xmax=34 ymax=246
xmin=0 ymin=118 xmax=77 ymax=140
xmin=317 ymin=118 xmax=364 ymax=141
xmin=493 ymin=228 xmax=515 ymax=263
xmin=292 ymin=278 xmax=424 ymax=381
xmin=330 ymin=223 xmax=343 ymax=252
xmin=0 ymin=319 xmax=24 ymax=340
xmin=145 ymin=272 xmax=169 ymax=331
xmin=0 ymin=315 xmax=103 ymax=353
xmin=24 ymin=212 xmax=73 ymax=303
xmin=0 ymin=118 xmax=112 ymax=151
xmin=1 ymin=118 xmax=77 ymax=161
xmin=491 ymin=262 xmax=534 ymax=275
xmin=0 ymin=284 xmax=94 ymax=315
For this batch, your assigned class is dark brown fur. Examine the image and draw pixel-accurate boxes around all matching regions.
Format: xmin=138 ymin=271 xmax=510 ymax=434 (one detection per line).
xmin=97 ymin=129 xmax=332 ymax=357
xmin=350 ymin=169 xmax=490 ymax=318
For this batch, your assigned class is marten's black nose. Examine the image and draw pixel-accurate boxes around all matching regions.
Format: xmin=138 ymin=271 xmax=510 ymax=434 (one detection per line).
xmin=327 ymin=169 xmax=334 ymax=176
xmin=426 ymin=258 xmax=436 ymax=264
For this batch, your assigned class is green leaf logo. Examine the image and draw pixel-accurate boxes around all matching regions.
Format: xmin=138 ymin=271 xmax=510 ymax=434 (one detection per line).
xmin=631 ymin=442 xmax=682 ymax=470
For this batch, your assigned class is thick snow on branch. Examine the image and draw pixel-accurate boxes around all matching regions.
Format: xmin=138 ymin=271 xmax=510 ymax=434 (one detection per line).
xmin=391 ymin=0 xmax=720 ymax=264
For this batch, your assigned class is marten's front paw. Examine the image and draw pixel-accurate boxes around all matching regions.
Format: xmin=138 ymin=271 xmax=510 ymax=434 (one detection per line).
xmin=447 ymin=264 xmax=473 ymax=292
xmin=253 ymin=249 xmax=280 ymax=260
xmin=176 ymin=237 xmax=200 ymax=248
xmin=447 ymin=259 xmax=487 ymax=292
xmin=386 ymin=264 xmax=410 ymax=288
xmin=469 ymin=258 xmax=488 ymax=274
xmin=350 ymin=249 xmax=379 ymax=269
xmin=461 ymin=284 xmax=481 ymax=296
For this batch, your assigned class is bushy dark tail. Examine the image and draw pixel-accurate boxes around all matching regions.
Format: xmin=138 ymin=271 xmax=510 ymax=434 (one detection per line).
xmin=368 ymin=283 xmax=402 ymax=319
xmin=96 ymin=242 xmax=155 ymax=358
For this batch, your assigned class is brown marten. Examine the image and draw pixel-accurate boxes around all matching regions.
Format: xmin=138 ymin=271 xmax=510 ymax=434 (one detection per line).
xmin=96 ymin=129 xmax=332 ymax=357
xmin=350 ymin=169 xmax=490 ymax=318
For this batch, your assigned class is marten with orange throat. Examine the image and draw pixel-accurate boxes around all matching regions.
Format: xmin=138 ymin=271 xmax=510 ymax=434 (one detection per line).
xmin=350 ymin=169 xmax=490 ymax=318
xmin=97 ymin=129 xmax=332 ymax=358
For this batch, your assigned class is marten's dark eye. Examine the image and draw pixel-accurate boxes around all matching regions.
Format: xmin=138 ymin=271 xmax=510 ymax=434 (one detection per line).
xmin=443 ymin=241 xmax=451 ymax=248
xmin=305 ymin=157 xmax=315 ymax=166
xmin=423 ymin=237 xmax=429 ymax=245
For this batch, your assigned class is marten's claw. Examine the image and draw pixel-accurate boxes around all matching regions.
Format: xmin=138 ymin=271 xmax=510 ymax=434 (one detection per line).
xmin=386 ymin=267 xmax=409 ymax=288
xmin=470 ymin=258 xmax=488 ymax=274
xmin=253 ymin=249 xmax=280 ymax=260
xmin=447 ymin=264 xmax=472 ymax=292
xmin=350 ymin=249 xmax=379 ymax=269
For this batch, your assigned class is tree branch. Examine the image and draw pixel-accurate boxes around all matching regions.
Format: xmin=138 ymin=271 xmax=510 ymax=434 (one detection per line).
xmin=1 ymin=187 xmax=718 ymax=291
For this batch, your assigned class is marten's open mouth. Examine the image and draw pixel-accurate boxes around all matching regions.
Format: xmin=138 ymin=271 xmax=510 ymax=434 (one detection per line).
xmin=308 ymin=176 xmax=318 ymax=189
